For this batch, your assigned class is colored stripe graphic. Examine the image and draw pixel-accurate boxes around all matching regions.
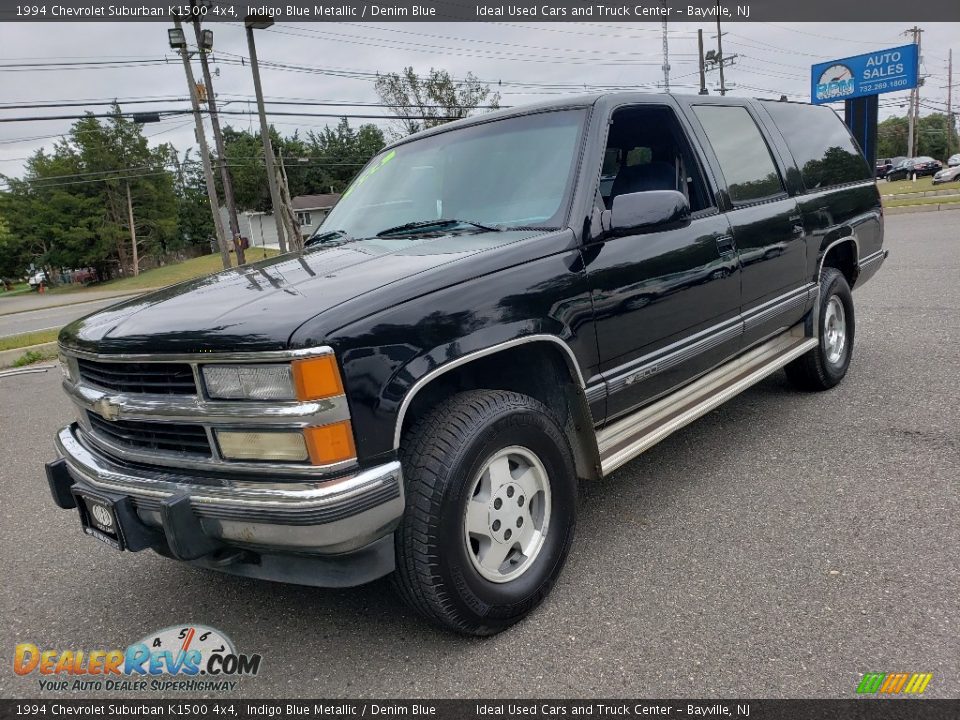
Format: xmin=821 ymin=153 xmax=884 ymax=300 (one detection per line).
xmin=858 ymin=672 xmax=933 ymax=695
xmin=857 ymin=673 xmax=886 ymax=694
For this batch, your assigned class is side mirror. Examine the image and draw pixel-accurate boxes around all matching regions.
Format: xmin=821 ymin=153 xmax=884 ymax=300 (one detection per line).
xmin=609 ymin=190 xmax=691 ymax=236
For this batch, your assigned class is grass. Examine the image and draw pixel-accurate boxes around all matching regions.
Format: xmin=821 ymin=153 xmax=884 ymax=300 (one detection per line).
xmin=0 ymin=328 xmax=61 ymax=351
xmin=1 ymin=283 xmax=32 ymax=298
xmin=877 ymin=177 xmax=957 ymax=196
xmin=89 ymin=249 xmax=279 ymax=293
xmin=884 ymin=193 xmax=960 ymax=208
xmin=1 ymin=250 xmax=281 ymax=301
xmin=13 ymin=347 xmax=58 ymax=367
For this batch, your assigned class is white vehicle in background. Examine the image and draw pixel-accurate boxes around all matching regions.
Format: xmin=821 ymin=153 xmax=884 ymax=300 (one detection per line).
xmin=947 ymin=154 xmax=960 ymax=168
xmin=27 ymin=269 xmax=48 ymax=290
xmin=932 ymin=164 xmax=960 ymax=185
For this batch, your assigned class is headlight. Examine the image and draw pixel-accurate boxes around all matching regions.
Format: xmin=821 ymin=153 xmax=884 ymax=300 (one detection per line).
xmin=202 ymin=356 xmax=344 ymax=401
xmin=215 ymin=422 xmax=356 ymax=465
xmin=216 ymin=430 xmax=309 ymax=462
xmin=203 ymin=364 xmax=294 ymax=400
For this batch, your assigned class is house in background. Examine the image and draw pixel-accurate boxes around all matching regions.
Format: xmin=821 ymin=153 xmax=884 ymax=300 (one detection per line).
xmin=219 ymin=192 xmax=340 ymax=253
xmin=291 ymin=194 xmax=341 ymax=240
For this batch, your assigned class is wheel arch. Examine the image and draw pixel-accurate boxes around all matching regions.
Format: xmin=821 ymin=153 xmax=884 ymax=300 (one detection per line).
xmin=818 ymin=237 xmax=859 ymax=288
xmin=393 ymin=335 xmax=602 ymax=482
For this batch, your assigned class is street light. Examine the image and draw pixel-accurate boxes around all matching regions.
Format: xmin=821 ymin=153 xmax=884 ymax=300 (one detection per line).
xmin=167 ymin=27 xmax=186 ymax=50
xmin=244 ymin=15 xmax=274 ymax=30
xmin=200 ymin=28 xmax=214 ymax=52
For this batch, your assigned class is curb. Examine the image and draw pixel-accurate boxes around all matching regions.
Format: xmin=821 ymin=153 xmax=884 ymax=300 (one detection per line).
xmin=0 ymin=341 xmax=58 ymax=369
xmin=884 ymin=202 xmax=960 ymax=215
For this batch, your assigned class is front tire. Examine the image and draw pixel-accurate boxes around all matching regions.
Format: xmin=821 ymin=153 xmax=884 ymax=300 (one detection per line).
xmin=392 ymin=390 xmax=577 ymax=636
xmin=785 ymin=267 xmax=855 ymax=391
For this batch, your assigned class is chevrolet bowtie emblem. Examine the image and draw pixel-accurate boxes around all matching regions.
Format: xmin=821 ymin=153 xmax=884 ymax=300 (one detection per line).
xmin=92 ymin=397 xmax=122 ymax=421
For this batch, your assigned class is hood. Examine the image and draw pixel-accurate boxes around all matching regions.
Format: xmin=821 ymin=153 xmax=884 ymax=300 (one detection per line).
xmin=60 ymin=230 xmax=543 ymax=355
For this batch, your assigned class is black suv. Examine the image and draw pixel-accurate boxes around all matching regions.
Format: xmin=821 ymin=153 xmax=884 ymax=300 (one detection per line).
xmin=886 ymin=156 xmax=943 ymax=181
xmin=48 ymin=93 xmax=886 ymax=635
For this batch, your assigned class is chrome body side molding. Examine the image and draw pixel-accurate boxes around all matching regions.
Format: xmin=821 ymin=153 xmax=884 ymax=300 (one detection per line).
xmin=597 ymin=322 xmax=816 ymax=476
xmin=591 ymin=284 xmax=816 ymax=405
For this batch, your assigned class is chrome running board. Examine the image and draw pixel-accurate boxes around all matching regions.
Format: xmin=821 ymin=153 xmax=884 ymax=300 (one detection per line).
xmin=598 ymin=324 xmax=817 ymax=476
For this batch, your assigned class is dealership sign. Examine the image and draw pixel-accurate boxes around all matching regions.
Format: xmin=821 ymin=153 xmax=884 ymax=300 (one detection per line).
xmin=811 ymin=44 xmax=919 ymax=104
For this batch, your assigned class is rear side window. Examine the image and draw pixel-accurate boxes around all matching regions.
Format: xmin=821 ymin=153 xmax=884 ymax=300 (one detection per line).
xmin=762 ymin=102 xmax=872 ymax=189
xmin=692 ymin=105 xmax=784 ymax=204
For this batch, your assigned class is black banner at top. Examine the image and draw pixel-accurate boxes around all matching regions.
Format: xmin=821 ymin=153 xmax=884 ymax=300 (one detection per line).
xmin=0 ymin=0 xmax=958 ymax=22
xmin=0 ymin=700 xmax=959 ymax=720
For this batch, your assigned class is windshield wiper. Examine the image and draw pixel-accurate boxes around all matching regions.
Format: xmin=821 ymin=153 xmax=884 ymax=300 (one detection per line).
xmin=375 ymin=218 xmax=502 ymax=237
xmin=304 ymin=229 xmax=354 ymax=247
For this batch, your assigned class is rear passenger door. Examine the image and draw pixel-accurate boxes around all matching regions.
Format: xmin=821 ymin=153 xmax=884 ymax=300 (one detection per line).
xmin=688 ymin=103 xmax=810 ymax=348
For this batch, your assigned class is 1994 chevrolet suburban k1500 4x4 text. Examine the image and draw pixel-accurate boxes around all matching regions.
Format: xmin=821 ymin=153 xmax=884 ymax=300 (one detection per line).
xmin=46 ymin=93 xmax=886 ymax=635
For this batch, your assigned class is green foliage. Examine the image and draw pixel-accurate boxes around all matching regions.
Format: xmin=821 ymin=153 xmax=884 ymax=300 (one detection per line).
xmin=878 ymin=113 xmax=958 ymax=160
xmin=374 ymin=66 xmax=500 ymax=138
xmin=220 ymin=119 xmax=386 ymax=211
xmin=0 ymin=106 xmax=178 ymax=279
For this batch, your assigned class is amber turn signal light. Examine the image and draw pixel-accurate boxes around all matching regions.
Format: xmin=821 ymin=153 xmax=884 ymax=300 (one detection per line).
xmin=304 ymin=421 xmax=357 ymax=465
xmin=292 ymin=355 xmax=344 ymax=401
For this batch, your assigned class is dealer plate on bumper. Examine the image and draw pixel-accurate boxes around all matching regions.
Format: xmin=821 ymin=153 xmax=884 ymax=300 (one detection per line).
xmin=73 ymin=489 xmax=125 ymax=551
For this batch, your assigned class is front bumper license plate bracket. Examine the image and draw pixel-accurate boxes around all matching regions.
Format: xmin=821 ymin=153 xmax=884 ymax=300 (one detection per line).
xmin=71 ymin=487 xmax=162 ymax=552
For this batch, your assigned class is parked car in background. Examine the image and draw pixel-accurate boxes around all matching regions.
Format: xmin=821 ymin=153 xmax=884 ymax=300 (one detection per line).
xmin=932 ymin=164 xmax=960 ymax=185
xmin=27 ymin=270 xmax=48 ymax=290
xmin=947 ymin=154 xmax=960 ymax=168
xmin=876 ymin=156 xmax=905 ymax=179
xmin=886 ymin=156 xmax=943 ymax=181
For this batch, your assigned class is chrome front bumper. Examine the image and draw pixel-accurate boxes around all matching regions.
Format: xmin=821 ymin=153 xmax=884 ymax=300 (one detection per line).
xmin=53 ymin=423 xmax=404 ymax=556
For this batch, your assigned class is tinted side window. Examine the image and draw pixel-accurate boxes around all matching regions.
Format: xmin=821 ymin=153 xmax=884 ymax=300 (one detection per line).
xmin=692 ymin=105 xmax=784 ymax=204
xmin=762 ymin=102 xmax=871 ymax=189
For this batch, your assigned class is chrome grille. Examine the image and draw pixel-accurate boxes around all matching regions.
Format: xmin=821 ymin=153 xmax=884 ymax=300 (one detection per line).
xmin=77 ymin=358 xmax=196 ymax=395
xmin=86 ymin=411 xmax=212 ymax=457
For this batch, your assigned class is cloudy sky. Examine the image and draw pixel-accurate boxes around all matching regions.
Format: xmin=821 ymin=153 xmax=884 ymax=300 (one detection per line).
xmin=1 ymin=20 xmax=957 ymax=177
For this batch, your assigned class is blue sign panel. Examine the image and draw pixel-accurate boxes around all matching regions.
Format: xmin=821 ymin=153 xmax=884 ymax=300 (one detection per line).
xmin=811 ymin=44 xmax=919 ymax=105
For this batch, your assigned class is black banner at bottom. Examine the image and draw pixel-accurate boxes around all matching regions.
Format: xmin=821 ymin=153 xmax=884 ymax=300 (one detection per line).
xmin=0 ymin=699 xmax=957 ymax=720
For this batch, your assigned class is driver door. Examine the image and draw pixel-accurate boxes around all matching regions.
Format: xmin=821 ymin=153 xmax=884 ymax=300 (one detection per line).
xmin=586 ymin=103 xmax=742 ymax=423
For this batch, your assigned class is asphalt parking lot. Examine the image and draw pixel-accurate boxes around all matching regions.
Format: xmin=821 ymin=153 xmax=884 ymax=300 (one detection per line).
xmin=1 ymin=212 xmax=957 ymax=700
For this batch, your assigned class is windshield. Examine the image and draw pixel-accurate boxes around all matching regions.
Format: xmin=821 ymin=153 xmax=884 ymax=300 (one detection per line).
xmin=315 ymin=109 xmax=587 ymax=240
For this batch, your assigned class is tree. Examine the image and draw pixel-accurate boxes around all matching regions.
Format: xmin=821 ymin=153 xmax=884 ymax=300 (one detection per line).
xmin=1 ymin=106 xmax=178 ymax=280
xmin=374 ymin=67 xmax=500 ymax=138
xmin=877 ymin=113 xmax=958 ymax=160
xmin=220 ymin=119 xmax=386 ymax=210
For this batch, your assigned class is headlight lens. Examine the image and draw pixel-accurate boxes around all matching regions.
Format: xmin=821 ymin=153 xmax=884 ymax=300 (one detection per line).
xmin=202 ymin=356 xmax=344 ymax=401
xmin=203 ymin=364 xmax=295 ymax=400
xmin=215 ymin=423 xmax=357 ymax=465
xmin=216 ymin=430 xmax=309 ymax=462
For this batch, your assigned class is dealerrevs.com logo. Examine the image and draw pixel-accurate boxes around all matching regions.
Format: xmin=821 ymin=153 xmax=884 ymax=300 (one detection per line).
xmin=13 ymin=625 xmax=262 ymax=693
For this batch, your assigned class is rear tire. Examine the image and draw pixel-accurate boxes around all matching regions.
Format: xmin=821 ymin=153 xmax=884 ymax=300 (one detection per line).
xmin=392 ymin=390 xmax=577 ymax=636
xmin=785 ymin=267 xmax=855 ymax=391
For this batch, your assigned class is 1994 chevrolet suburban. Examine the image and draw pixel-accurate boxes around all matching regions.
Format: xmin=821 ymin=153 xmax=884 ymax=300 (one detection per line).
xmin=47 ymin=93 xmax=886 ymax=635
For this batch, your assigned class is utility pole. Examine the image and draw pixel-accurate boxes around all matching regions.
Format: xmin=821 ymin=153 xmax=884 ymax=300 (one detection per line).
xmin=191 ymin=10 xmax=246 ymax=265
xmin=276 ymin=148 xmax=302 ymax=252
xmin=126 ymin=182 xmax=139 ymax=276
xmin=947 ymin=49 xmax=954 ymax=156
xmin=661 ymin=17 xmax=670 ymax=92
xmin=245 ymin=16 xmax=288 ymax=253
xmin=903 ymin=26 xmax=923 ymax=159
xmin=716 ymin=5 xmax=727 ymax=96
xmin=697 ymin=29 xmax=708 ymax=95
xmin=172 ymin=18 xmax=231 ymax=269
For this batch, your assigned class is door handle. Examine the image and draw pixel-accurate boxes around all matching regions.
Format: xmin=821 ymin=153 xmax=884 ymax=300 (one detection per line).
xmin=716 ymin=235 xmax=736 ymax=255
